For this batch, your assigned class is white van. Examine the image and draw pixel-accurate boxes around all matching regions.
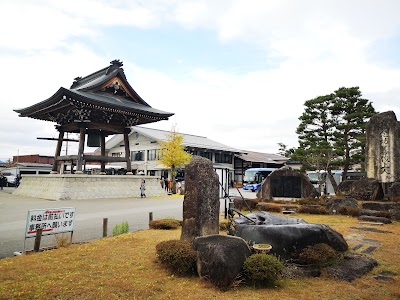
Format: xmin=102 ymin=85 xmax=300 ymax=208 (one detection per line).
xmin=1 ymin=164 xmax=52 ymax=186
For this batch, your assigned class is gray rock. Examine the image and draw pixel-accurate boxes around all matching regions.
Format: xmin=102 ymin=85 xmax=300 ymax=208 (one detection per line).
xmin=336 ymin=179 xmax=384 ymax=201
xmin=358 ymin=209 xmax=388 ymax=217
xmin=181 ymin=156 xmax=220 ymax=242
xmin=388 ymin=182 xmax=400 ymax=202
xmin=256 ymin=166 xmax=318 ymax=200
xmin=362 ymin=202 xmax=400 ymax=211
xmin=335 ymin=180 xmax=354 ymax=197
xmin=358 ymin=215 xmax=392 ymax=224
xmin=232 ymin=211 xmax=348 ymax=259
xmin=325 ymin=198 xmax=358 ymax=213
xmin=193 ymin=234 xmax=252 ymax=290
xmin=324 ymin=252 xmax=378 ymax=282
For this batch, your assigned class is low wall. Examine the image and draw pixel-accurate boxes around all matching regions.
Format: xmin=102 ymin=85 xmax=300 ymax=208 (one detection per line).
xmin=13 ymin=175 xmax=167 ymax=200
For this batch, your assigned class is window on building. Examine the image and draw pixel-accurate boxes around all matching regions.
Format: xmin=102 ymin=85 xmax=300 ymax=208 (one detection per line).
xmin=147 ymin=149 xmax=162 ymax=161
xmin=198 ymin=150 xmax=212 ymax=161
xmin=215 ymin=152 xmax=232 ymax=164
xmin=131 ymin=151 xmax=144 ymax=161
xmin=111 ymin=152 xmax=122 ymax=157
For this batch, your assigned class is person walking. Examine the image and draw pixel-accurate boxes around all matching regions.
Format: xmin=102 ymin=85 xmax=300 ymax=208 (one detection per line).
xmin=160 ymin=177 xmax=164 ymax=189
xmin=140 ymin=179 xmax=146 ymax=198
xmin=0 ymin=172 xmax=4 ymax=190
xmin=164 ymin=177 xmax=169 ymax=192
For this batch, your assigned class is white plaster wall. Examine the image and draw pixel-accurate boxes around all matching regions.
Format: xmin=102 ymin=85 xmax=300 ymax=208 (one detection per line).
xmin=13 ymin=175 xmax=167 ymax=200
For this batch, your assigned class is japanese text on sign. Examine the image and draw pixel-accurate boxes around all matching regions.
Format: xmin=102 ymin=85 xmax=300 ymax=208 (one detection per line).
xmin=25 ymin=207 xmax=76 ymax=238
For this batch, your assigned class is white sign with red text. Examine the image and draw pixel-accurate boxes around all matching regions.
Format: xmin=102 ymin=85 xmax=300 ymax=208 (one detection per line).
xmin=25 ymin=207 xmax=76 ymax=238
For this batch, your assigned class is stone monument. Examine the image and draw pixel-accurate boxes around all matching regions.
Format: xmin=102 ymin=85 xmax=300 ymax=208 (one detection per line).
xmin=256 ymin=166 xmax=318 ymax=200
xmin=365 ymin=111 xmax=400 ymax=195
xmin=180 ymin=156 xmax=220 ymax=242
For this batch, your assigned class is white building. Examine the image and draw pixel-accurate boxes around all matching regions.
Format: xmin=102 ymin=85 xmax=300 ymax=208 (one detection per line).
xmin=101 ymin=126 xmax=242 ymax=184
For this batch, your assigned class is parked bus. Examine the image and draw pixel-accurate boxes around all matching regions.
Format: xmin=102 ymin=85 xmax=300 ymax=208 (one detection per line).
xmin=1 ymin=163 xmax=52 ymax=186
xmin=242 ymin=167 xmax=278 ymax=192
xmin=307 ymin=170 xmax=365 ymax=195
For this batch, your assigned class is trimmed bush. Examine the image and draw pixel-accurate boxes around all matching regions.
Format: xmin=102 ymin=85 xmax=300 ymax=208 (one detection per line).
xmin=297 ymin=205 xmax=328 ymax=215
xmin=219 ymin=219 xmax=229 ymax=231
xmin=298 ymin=198 xmax=324 ymax=206
xmin=256 ymin=203 xmax=283 ymax=213
xmin=112 ymin=221 xmax=129 ymax=236
xmin=156 ymin=239 xmax=197 ymax=276
xmin=297 ymin=243 xmax=337 ymax=266
xmin=243 ymin=253 xmax=284 ymax=285
xmin=149 ymin=219 xmax=181 ymax=230
xmin=338 ymin=206 xmax=360 ymax=217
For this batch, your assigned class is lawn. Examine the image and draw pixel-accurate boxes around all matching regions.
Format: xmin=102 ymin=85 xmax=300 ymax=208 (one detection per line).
xmin=0 ymin=214 xmax=399 ymax=300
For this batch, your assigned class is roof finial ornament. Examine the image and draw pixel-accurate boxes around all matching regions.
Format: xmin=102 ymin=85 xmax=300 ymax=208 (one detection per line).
xmin=110 ymin=59 xmax=123 ymax=67
xmin=106 ymin=59 xmax=123 ymax=75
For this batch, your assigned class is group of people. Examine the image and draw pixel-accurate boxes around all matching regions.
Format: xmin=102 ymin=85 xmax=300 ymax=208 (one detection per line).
xmin=159 ymin=177 xmax=182 ymax=194
xmin=160 ymin=177 xmax=171 ymax=192
xmin=140 ymin=176 xmax=184 ymax=198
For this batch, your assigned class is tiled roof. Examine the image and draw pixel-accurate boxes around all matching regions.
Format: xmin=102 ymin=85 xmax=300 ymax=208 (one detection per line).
xmin=105 ymin=126 xmax=243 ymax=153
xmin=134 ymin=127 xmax=243 ymax=153
xmin=236 ymin=150 xmax=289 ymax=163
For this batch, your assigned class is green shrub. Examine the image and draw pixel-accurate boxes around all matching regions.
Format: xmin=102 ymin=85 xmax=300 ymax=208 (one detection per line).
xmin=297 ymin=243 xmax=337 ymax=266
xmin=243 ymin=253 xmax=284 ymax=285
xmin=112 ymin=221 xmax=129 ymax=236
xmin=149 ymin=218 xmax=181 ymax=230
xmin=156 ymin=239 xmax=197 ymax=276
xmin=219 ymin=219 xmax=229 ymax=231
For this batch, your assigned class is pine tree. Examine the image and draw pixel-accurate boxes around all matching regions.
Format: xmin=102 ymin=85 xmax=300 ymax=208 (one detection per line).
xmin=331 ymin=87 xmax=376 ymax=179
xmin=295 ymin=87 xmax=376 ymax=193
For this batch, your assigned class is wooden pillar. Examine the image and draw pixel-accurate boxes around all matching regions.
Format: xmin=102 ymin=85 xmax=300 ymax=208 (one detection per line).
xmin=124 ymin=128 xmax=132 ymax=174
xmin=52 ymin=129 xmax=64 ymax=173
xmin=76 ymin=126 xmax=86 ymax=174
xmin=100 ymin=132 xmax=106 ymax=175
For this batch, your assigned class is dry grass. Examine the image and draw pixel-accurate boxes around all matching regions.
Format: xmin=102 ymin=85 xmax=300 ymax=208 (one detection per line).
xmin=0 ymin=214 xmax=399 ymax=300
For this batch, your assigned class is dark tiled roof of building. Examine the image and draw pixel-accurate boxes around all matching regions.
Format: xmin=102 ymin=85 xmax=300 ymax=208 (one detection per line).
xmin=14 ymin=60 xmax=173 ymax=127
xmin=236 ymin=150 xmax=289 ymax=163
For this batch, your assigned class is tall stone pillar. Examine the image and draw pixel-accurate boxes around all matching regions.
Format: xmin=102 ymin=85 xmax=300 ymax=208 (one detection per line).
xmin=181 ymin=156 xmax=220 ymax=242
xmin=366 ymin=111 xmax=400 ymax=194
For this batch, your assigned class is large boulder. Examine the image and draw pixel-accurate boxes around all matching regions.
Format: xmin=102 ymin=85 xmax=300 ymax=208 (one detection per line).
xmin=232 ymin=212 xmax=348 ymax=259
xmin=325 ymin=198 xmax=358 ymax=213
xmin=336 ymin=179 xmax=384 ymax=200
xmin=335 ymin=181 xmax=355 ymax=197
xmin=257 ymin=166 xmax=318 ymax=200
xmin=181 ymin=156 xmax=220 ymax=242
xmin=388 ymin=182 xmax=400 ymax=202
xmin=193 ymin=234 xmax=252 ymax=290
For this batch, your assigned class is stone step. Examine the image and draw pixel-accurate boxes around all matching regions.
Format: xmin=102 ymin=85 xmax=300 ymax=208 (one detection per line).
xmin=358 ymin=215 xmax=392 ymax=224
xmin=358 ymin=221 xmax=384 ymax=226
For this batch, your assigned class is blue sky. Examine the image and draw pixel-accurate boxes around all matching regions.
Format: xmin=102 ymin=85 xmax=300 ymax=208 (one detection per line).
xmin=1 ymin=0 xmax=400 ymax=161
